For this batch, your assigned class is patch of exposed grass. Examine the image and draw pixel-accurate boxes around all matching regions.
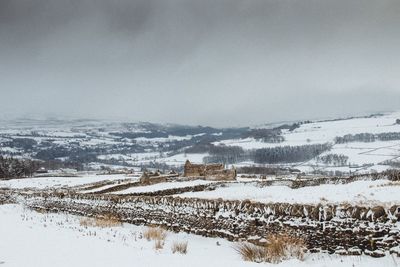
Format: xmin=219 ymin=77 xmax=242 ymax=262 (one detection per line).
xmin=143 ymin=227 xmax=167 ymax=242
xmin=235 ymin=234 xmax=306 ymax=263
xmin=171 ymin=241 xmax=188 ymax=254
xmin=235 ymin=242 xmax=266 ymax=262
xmin=143 ymin=227 xmax=167 ymax=251
xmin=79 ymin=215 xmax=122 ymax=228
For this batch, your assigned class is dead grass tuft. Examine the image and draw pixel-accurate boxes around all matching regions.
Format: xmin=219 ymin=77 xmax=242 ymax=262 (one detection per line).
xmin=79 ymin=215 xmax=122 ymax=228
xmin=235 ymin=234 xmax=306 ymax=263
xmin=171 ymin=241 xmax=188 ymax=254
xmin=143 ymin=227 xmax=167 ymax=242
xmin=267 ymin=234 xmax=306 ymax=263
xmin=154 ymin=239 xmax=165 ymax=250
xmin=142 ymin=227 xmax=167 ymax=251
xmin=234 ymin=242 xmax=266 ymax=262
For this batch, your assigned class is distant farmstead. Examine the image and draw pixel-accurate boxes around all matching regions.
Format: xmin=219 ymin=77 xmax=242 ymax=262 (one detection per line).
xmin=184 ymin=160 xmax=236 ymax=181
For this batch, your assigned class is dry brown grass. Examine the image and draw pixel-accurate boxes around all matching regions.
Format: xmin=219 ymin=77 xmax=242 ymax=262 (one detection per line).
xmin=235 ymin=234 xmax=306 ymax=263
xmin=143 ymin=227 xmax=167 ymax=241
xmin=267 ymin=234 xmax=305 ymax=263
xmin=235 ymin=242 xmax=266 ymax=262
xmin=143 ymin=227 xmax=167 ymax=251
xmin=171 ymin=241 xmax=188 ymax=254
xmin=154 ymin=239 xmax=165 ymax=250
xmin=79 ymin=215 xmax=122 ymax=228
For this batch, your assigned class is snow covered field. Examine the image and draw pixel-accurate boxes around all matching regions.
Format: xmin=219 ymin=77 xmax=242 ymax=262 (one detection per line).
xmin=216 ymin=111 xmax=400 ymax=173
xmin=79 ymin=178 xmax=139 ymax=193
xmin=1 ymin=204 xmax=398 ymax=267
xmin=2 ymin=173 xmax=399 ymax=208
xmin=177 ymin=180 xmax=400 ymax=207
xmin=0 ymin=174 xmax=129 ymax=190
xmin=109 ymin=179 xmax=214 ymax=194
xmin=110 ymin=152 xmax=208 ymax=166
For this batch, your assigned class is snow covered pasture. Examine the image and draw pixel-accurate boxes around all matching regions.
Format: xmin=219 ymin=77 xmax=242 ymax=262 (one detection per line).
xmin=1 ymin=204 xmax=398 ymax=267
xmin=216 ymin=111 xmax=400 ymax=174
xmin=98 ymin=152 xmax=209 ymax=167
xmin=2 ymin=173 xmax=399 ymax=208
xmin=108 ymin=179 xmax=215 ymax=195
xmin=0 ymin=174 xmax=130 ymax=190
xmin=177 ymin=179 xmax=400 ymax=207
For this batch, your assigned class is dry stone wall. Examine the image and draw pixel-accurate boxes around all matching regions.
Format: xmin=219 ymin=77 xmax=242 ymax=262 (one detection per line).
xmin=11 ymin=190 xmax=400 ymax=257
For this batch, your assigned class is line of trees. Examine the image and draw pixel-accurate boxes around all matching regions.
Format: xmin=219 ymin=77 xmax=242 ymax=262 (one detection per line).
xmin=382 ymin=159 xmax=400 ymax=168
xmin=3 ymin=138 xmax=38 ymax=151
xmin=237 ymin=166 xmax=301 ymax=175
xmin=202 ymin=143 xmax=331 ymax=165
xmin=241 ymin=128 xmax=285 ymax=143
xmin=316 ymin=154 xmax=349 ymax=166
xmin=335 ymin=132 xmax=400 ymax=144
xmin=203 ymin=145 xmax=248 ymax=164
xmin=0 ymin=156 xmax=38 ymax=179
xmin=253 ymin=143 xmax=331 ymax=164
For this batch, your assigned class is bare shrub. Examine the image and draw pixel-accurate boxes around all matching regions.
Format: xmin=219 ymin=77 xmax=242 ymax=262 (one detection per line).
xmin=235 ymin=234 xmax=306 ymax=263
xmin=171 ymin=241 xmax=188 ymax=254
xmin=143 ymin=227 xmax=167 ymax=242
xmin=79 ymin=215 xmax=122 ymax=228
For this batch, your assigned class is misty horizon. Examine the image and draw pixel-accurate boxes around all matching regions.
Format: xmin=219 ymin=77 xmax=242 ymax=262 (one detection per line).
xmin=0 ymin=108 xmax=396 ymax=129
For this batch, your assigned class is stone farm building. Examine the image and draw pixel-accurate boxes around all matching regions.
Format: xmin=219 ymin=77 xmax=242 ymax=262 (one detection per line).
xmin=184 ymin=160 xmax=236 ymax=181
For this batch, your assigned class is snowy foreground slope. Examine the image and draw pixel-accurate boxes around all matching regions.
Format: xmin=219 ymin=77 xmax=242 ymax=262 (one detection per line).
xmin=1 ymin=204 xmax=399 ymax=267
xmin=2 ymin=172 xmax=399 ymax=262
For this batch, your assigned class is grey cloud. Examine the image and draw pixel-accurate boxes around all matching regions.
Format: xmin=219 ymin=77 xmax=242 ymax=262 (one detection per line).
xmin=0 ymin=0 xmax=399 ymax=126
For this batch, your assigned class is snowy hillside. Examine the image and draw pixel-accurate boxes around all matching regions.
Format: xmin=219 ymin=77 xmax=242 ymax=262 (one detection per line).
xmin=0 ymin=111 xmax=399 ymax=175
xmin=2 ymin=204 xmax=397 ymax=267
xmin=216 ymin=111 xmax=400 ymax=174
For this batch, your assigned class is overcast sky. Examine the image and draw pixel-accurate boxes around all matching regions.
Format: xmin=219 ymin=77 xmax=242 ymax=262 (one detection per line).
xmin=0 ymin=0 xmax=399 ymax=126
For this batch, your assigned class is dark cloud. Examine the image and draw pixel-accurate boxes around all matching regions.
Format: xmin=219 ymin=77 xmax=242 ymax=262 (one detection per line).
xmin=0 ymin=0 xmax=399 ymax=126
